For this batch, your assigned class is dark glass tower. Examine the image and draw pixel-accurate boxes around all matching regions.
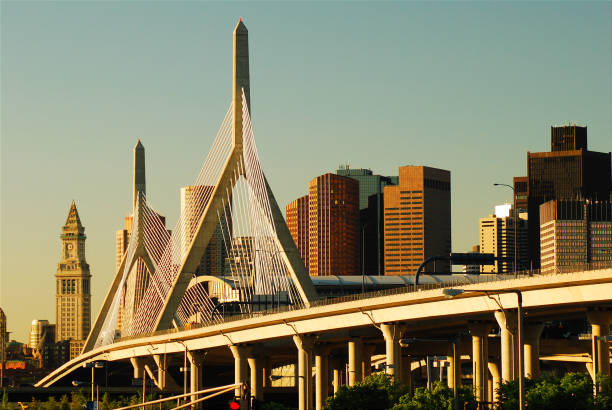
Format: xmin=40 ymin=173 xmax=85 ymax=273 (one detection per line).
xmin=526 ymin=126 xmax=611 ymax=268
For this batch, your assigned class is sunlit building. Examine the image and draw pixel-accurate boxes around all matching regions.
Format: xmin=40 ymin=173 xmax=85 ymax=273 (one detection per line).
xmin=384 ymin=166 xmax=451 ymax=275
xmin=540 ymin=199 xmax=612 ymax=274
xmin=55 ymin=202 xmax=91 ymax=360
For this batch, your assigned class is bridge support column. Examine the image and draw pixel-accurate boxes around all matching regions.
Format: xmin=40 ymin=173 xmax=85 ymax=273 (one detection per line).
xmin=524 ymin=323 xmax=544 ymax=379
xmin=187 ymin=351 xmax=205 ymax=410
xmin=488 ymin=361 xmax=500 ymax=404
xmin=469 ymin=322 xmax=491 ymax=403
xmin=332 ymin=357 xmax=341 ymax=394
xmin=588 ymin=309 xmax=612 ymax=378
xmin=230 ymin=345 xmax=250 ymax=409
xmin=130 ymin=357 xmax=144 ymax=379
xmin=381 ymin=323 xmax=402 ymax=381
xmin=447 ymin=340 xmax=462 ymax=389
xmin=348 ymin=338 xmax=362 ymax=386
xmin=152 ymin=354 xmax=167 ymax=390
xmin=248 ymin=355 xmax=264 ymax=404
xmin=494 ymin=310 xmax=517 ymax=382
xmin=293 ymin=335 xmax=314 ymax=410
xmin=314 ymin=346 xmax=329 ymax=410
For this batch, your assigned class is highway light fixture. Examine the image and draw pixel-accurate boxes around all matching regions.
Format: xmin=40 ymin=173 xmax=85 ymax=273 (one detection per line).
xmin=443 ymin=289 xmax=464 ymax=298
xmin=443 ymin=287 xmax=525 ymax=410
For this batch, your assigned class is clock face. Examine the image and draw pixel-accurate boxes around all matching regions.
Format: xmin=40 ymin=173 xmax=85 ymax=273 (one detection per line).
xmin=67 ymin=244 xmax=74 ymax=250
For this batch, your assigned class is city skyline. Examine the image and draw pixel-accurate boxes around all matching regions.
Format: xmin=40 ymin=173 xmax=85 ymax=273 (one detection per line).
xmin=2 ymin=2 xmax=612 ymax=342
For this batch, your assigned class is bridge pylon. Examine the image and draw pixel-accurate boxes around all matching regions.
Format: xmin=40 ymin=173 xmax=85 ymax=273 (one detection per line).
xmin=84 ymin=20 xmax=317 ymax=351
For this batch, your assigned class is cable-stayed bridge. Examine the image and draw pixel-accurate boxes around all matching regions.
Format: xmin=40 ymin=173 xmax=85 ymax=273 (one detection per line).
xmin=36 ymin=20 xmax=612 ymax=410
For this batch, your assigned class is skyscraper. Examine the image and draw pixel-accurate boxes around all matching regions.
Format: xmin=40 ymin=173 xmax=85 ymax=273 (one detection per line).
xmin=286 ymin=195 xmax=309 ymax=272
xmin=384 ymin=166 xmax=451 ymax=275
xmin=336 ymin=166 xmax=398 ymax=275
xmin=526 ymin=125 xmax=611 ymax=268
xmin=55 ymin=201 xmax=91 ymax=359
xmin=308 ymin=173 xmax=360 ymax=276
xmin=479 ymin=205 xmax=528 ymax=273
xmin=540 ymin=199 xmax=612 ymax=274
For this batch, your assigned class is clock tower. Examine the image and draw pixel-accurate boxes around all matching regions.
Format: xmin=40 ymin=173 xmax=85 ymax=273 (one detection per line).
xmin=55 ymin=201 xmax=91 ymax=359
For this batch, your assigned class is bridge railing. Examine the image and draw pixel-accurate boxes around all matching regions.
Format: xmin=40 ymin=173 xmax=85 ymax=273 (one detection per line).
xmin=118 ymin=262 xmax=612 ymax=342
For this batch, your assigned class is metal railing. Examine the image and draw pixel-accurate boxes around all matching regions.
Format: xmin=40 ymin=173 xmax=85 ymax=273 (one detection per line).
xmin=118 ymin=262 xmax=612 ymax=342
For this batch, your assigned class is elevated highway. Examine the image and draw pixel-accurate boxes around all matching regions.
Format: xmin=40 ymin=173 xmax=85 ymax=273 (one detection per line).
xmin=38 ymin=267 xmax=612 ymax=409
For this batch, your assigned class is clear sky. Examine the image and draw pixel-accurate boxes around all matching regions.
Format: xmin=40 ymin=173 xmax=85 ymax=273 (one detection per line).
xmin=1 ymin=1 xmax=611 ymax=342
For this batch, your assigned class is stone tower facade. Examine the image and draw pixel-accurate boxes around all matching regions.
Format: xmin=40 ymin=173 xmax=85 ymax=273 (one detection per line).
xmin=55 ymin=201 xmax=91 ymax=359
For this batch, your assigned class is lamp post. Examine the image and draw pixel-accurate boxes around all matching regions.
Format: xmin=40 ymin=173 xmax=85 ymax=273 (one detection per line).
xmin=83 ymin=361 xmax=105 ymax=405
xmin=493 ymin=183 xmax=518 ymax=276
xmin=444 ymin=288 xmax=524 ymax=410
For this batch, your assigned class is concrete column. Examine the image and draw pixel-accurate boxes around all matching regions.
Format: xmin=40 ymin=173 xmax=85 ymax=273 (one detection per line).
xmin=494 ymin=310 xmax=517 ymax=382
xmin=130 ymin=357 xmax=144 ymax=379
xmin=348 ymin=338 xmax=362 ymax=386
xmin=524 ymin=323 xmax=544 ymax=379
xmin=248 ymin=356 xmax=263 ymax=403
xmin=187 ymin=351 xmax=205 ymax=410
xmin=488 ymin=361 xmax=501 ymax=404
xmin=152 ymin=355 xmax=166 ymax=390
xmin=381 ymin=323 xmax=402 ymax=380
xmin=293 ymin=335 xmax=314 ymax=410
xmin=314 ymin=348 xmax=329 ymax=410
xmin=469 ymin=322 xmax=491 ymax=403
xmin=331 ymin=356 xmax=342 ymax=394
xmin=446 ymin=355 xmax=455 ymax=390
xmin=230 ymin=345 xmax=249 ymax=408
xmin=588 ymin=310 xmax=612 ymax=378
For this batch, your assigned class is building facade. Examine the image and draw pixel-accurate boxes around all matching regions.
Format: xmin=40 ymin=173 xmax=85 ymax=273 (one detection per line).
xmin=479 ymin=205 xmax=528 ymax=273
xmin=540 ymin=199 xmax=612 ymax=274
xmin=308 ymin=173 xmax=360 ymax=276
xmin=384 ymin=166 xmax=451 ymax=275
xmin=286 ymin=195 xmax=309 ymax=272
xmin=55 ymin=201 xmax=91 ymax=360
xmin=526 ymin=125 xmax=611 ymax=268
xmin=513 ymin=176 xmax=528 ymax=213
xmin=28 ymin=320 xmax=51 ymax=349
xmin=336 ymin=166 xmax=398 ymax=275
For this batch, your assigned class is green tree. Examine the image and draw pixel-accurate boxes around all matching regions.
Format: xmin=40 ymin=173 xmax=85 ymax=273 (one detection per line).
xmin=44 ymin=397 xmax=59 ymax=410
xmin=69 ymin=390 xmax=87 ymax=410
xmin=58 ymin=395 xmax=70 ymax=410
xmin=323 ymin=373 xmax=408 ymax=410
xmin=497 ymin=373 xmax=594 ymax=410
xmin=595 ymin=374 xmax=612 ymax=410
xmin=391 ymin=382 xmax=476 ymax=410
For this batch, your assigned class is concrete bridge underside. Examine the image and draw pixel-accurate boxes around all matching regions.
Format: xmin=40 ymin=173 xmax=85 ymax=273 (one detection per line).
xmin=39 ymin=268 xmax=612 ymax=409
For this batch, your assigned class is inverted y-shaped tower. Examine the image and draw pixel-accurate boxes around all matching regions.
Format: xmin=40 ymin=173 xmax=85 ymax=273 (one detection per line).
xmin=84 ymin=20 xmax=317 ymax=351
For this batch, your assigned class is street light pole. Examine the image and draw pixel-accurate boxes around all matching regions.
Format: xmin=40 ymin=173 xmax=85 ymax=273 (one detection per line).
xmin=444 ymin=288 xmax=524 ymax=410
xmin=494 ymin=183 xmax=518 ymax=276
xmin=91 ymin=366 xmax=95 ymax=402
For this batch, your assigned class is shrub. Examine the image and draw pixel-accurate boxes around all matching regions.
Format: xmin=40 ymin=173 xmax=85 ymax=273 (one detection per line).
xmin=391 ymin=382 xmax=476 ymax=410
xmin=323 ymin=372 xmax=408 ymax=410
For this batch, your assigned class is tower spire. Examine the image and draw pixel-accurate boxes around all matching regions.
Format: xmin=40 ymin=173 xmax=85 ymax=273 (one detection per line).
xmin=133 ymin=139 xmax=146 ymax=212
xmin=233 ymin=19 xmax=250 ymax=149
